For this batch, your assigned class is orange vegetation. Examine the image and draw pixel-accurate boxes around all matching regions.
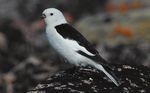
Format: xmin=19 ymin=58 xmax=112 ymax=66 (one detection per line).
xmin=112 ymin=24 xmax=133 ymax=38
xmin=118 ymin=2 xmax=129 ymax=13
xmin=130 ymin=0 xmax=141 ymax=9
xmin=105 ymin=3 xmax=114 ymax=12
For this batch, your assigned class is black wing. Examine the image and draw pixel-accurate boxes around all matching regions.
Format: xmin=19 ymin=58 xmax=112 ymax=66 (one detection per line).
xmin=55 ymin=24 xmax=107 ymax=64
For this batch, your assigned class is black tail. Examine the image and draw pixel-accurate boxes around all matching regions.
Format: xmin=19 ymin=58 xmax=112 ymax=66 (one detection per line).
xmin=101 ymin=63 xmax=121 ymax=86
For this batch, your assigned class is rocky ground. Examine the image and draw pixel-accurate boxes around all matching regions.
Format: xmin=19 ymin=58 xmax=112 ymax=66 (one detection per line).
xmin=27 ymin=65 xmax=150 ymax=93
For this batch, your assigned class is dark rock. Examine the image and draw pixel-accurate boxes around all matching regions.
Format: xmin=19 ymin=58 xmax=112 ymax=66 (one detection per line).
xmin=104 ymin=43 xmax=149 ymax=66
xmin=27 ymin=65 xmax=150 ymax=93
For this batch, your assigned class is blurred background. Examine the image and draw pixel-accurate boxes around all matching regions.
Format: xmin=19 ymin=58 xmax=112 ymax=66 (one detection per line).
xmin=0 ymin=0 xmax=149 ymax=93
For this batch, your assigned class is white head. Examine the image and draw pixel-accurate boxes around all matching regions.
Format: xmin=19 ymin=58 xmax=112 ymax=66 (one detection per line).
xmin=41 ymin=8 xmax=67 ymax=26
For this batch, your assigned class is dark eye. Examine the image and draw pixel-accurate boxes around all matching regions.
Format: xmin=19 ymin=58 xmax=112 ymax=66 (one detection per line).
xmin=50 ymin=13 xmax=53 ymax=16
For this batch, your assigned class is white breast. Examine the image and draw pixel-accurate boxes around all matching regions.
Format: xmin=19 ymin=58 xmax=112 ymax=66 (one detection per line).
xmin=46 ymin=27 xmax=81 ymax=65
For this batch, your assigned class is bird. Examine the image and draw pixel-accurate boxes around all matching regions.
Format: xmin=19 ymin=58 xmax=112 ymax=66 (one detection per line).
xmin=41 ymin=8 xmax=119 ymax=86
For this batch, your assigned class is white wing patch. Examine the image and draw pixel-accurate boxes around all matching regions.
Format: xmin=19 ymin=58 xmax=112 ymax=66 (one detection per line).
xmin=65 ymin=39 xmax=95 ymax=56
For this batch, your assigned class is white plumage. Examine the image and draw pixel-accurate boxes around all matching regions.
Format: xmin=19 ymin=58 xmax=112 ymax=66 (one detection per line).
xmin=42 ymin=8 xmax=119 ymax=86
